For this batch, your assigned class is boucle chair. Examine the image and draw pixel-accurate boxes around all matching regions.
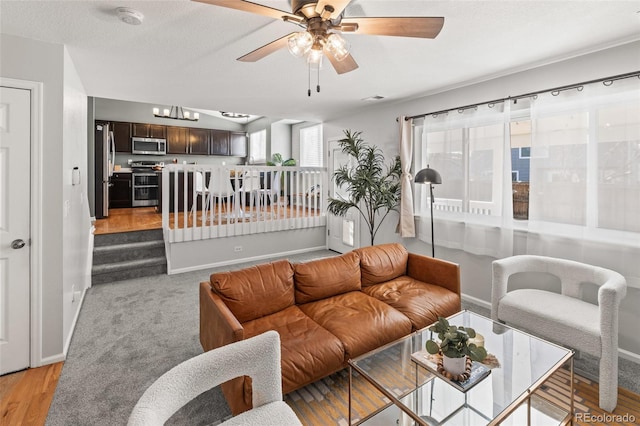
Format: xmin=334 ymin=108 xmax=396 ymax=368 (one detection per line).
xmin=128 ymin=330 xmax=301 ymax=426
xmin=491 ymin=255 xmax=627 ymax=412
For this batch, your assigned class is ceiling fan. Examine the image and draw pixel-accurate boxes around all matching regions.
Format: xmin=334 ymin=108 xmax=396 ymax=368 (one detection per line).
xmin=194 ymin=0 xmax=444 ymax=77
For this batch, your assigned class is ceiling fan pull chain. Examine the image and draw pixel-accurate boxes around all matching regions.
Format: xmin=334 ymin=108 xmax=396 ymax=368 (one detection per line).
xmin=308 ymin=62 xmax=311 ymax=97
xmin=317 ymin=66 xmax=320 ymax=93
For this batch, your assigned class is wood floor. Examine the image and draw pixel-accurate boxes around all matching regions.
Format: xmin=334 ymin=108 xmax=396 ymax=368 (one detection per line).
xmin=94 ymin=205 xmax=320 ymax=235
xmin=94 ymin=207 xmax=161 ymax=234
xmin=2 ymin=361 xmax=639 ymax=425
xmin=0 ymin=362 xmax=62 ymax=426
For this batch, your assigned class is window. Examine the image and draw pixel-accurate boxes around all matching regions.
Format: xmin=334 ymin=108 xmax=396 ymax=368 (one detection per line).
xmin=300 ymin=124 xmax=323 ymax=167
xmin=519 ymin=147 xmax=531 ymax=158
xmin=249 ymin=129 xmax=266 ymax=163
xmin=419 ymin=108 xmax=508 ymax=217
xmin=512 ymin=171 xmax=519 ymax=181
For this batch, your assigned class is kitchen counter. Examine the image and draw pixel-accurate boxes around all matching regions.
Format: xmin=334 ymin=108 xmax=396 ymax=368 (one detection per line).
xmin=113 ymin=167 xmax=132 ymax=173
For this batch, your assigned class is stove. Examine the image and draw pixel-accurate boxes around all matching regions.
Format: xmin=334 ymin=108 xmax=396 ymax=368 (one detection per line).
xmin=130 ymin=161 xmax=162 ymax=206
xmin=131 ymin=160 xmax=163 ymax=172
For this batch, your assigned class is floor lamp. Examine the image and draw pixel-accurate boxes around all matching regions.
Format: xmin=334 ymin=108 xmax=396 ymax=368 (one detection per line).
xmin=414 ymin=165 xmax=442 ymax=257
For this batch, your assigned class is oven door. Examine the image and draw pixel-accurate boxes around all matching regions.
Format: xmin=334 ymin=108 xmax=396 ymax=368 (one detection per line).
xmin=132 ymin=173 xmax=159 ymax=206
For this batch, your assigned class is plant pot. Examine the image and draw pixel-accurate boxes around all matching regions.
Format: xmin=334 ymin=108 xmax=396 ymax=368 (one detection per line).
xmin=442 ymin=355 xmax=467 ymax=376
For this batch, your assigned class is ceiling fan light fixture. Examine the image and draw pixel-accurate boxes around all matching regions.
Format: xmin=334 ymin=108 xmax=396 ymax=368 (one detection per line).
xmin=306 ymin=45 xmax=324 ymax=69
xmin=325 ymin=33 xmax=349 ymax=61
xmin=287 ymin=31 xmax=313 ymax=57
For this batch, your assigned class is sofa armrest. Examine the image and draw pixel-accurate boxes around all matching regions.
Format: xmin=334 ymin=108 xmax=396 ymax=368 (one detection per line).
xmin=406 ymin=253 xmax=460 ymax=296
xmin=199 ymin=281 xmax=244 ymax=352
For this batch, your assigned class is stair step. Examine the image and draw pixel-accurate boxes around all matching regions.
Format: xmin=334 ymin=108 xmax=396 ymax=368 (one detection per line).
xmin=92 ymin=240 xmax=165 ymax=265
xmin=91 ymin=263 xmax=167 ymax=285
xmin=92 ymin=256 xmax=166 ymax=275
xmin=94 ymin=229 xmax=163 ymax=247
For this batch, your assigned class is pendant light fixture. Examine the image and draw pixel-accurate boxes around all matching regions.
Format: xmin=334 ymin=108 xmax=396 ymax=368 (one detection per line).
xmin=152 ymin=106 xmax=199 ymax=121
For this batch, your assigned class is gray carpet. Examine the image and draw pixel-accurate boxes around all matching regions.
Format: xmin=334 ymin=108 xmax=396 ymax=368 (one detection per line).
xmin=46 ymin=250 xmax=338 ymax=426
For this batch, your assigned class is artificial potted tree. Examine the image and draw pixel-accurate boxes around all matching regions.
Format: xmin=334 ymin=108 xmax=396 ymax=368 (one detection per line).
xmin=425 ymin=316 xmax=487 ymax=377
xmin=327 ymin=130 xmax=401 ymax=246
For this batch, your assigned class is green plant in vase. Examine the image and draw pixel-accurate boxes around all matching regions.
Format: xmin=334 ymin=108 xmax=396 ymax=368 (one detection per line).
xmin=425 ymin=316 xmax=487 ymax=377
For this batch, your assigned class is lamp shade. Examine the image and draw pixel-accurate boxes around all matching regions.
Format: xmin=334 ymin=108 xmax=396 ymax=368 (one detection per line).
xmin=414 ymin=166 xmax=442 ymax=184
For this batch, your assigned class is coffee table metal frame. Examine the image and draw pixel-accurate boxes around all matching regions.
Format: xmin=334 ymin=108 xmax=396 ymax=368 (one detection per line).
xmin=348 ymin=310 xmax=574 ymax=426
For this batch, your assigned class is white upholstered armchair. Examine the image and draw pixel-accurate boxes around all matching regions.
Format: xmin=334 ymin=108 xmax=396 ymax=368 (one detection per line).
xmin=128 ymin=330 xmax=301 ymax=426
xmin=491 ymin=255 xmax=627 ymax=412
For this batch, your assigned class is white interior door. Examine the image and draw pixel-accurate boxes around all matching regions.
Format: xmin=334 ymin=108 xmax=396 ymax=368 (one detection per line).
xmin=0 ymin=86 xmax=31 ymax=375
xmin=327 ymin=139 xmax=360 ymax=253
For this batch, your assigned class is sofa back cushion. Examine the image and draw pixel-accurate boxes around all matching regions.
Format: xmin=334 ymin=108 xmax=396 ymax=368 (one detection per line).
xmin=210 ymin=259 xmax=295 ymax=323
xmin=294 ymin=251 xmax=361 ymax=304
xmin=355 ymin=243 xmax=408 ymax=287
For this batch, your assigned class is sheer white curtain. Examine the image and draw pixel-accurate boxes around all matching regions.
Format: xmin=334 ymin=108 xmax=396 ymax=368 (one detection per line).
xmin=399 ymin=116 xmax=415 ymax=237
xmin=416 ymin=102 xmax=513 ymax=258
xmin=527 ymin=77 xmax=640 ymax=287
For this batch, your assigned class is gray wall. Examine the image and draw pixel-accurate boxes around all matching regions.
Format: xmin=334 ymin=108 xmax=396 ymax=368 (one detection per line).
xmin=323 ymin=40 xmax=640 ymax=359
xmin=167 ymin=228 xmax=326 ymax=273
xmin=1 ymin=34 xmax=91 ymax=363
xmin=94 ymin=98 xmax=244 ymax=131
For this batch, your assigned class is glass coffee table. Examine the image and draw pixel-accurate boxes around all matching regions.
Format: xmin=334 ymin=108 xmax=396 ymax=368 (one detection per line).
xmin=348 ymin=310 xmax=574 ymax=425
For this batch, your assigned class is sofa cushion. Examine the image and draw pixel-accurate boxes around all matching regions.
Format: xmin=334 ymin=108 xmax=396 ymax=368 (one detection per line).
xmin=299 ymin=291 xmax=412 ymax=359
xmin=294 ymin=251 xmax=361 ymax=304
xmin=243 ymin=306 xmax=346 ymax=393
xmin=362 ymin=276 xmax=461 ymax=331
xmin=355 ymin=243 xmax=408 ymax=287
xmin=210 ymin=259 xmax=295 ymax=323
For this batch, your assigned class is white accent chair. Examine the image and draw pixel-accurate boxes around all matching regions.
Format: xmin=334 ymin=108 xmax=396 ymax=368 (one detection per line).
xmin=491 ymin=255 xmax=627 ymax=412
xmin=128 ymin=330 xmax=301 ymax=426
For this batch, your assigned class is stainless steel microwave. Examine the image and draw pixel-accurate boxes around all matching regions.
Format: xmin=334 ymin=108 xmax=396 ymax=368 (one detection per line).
xmin=131 ymin=137 xmax=167 ymax=155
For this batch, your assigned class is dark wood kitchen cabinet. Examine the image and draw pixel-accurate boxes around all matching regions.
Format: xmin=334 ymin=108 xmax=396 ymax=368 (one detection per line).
xmin=230 ymin=131 xmax=247 ymax=156
xmin=112 ymin=121 xmax=132 ymax=152
xmin=189 ymin=128 xmax=210 ymax=155
xmin=167 ymin=126 xmax=189 ymax=154
xmin=210 ymin=129 xmax=230 ymax=156
xmin=110 ymin=172 xmax=132 ymax=208
xmin=132 ymin=123 xmax=166 ymax=139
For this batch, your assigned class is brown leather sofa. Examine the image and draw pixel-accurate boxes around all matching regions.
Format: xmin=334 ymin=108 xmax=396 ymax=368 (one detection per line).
xmin=199 ymin=243 xmax=461 ymax=414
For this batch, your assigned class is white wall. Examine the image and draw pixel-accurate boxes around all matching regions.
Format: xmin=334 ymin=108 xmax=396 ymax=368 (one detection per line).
xmin=62 ymin=47 xmax=91 ymax=352
xmin=270 ymin=121 xmax=292 ymax=160
xmin=0 ymin=34 xmax=83 ymax=363
xmin=167 ymin=228 xmax=326 ymax=273
xmin=323 ymin=40 xmax=640 ymax=358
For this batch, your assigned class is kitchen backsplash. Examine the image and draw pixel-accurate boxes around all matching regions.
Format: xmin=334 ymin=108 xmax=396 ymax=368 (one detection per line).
xmin=114 ymin=153 xmax=245 ymax=168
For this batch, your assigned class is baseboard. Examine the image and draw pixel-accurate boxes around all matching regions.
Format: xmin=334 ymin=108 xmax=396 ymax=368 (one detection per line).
xmin=461 ymin=294 xmax=640 ymax=367
xmin=167 ymin=245 xmax=329 ymax=274
xmin=619 ymin=347 xmax=640 ymax=364
xmin=39 ymin=352 xmax=66 ymax=366
xmin=461 ymin=293 xmax=491 ymax=311
xmin=62 ymin=288 xmax=87 ymax=360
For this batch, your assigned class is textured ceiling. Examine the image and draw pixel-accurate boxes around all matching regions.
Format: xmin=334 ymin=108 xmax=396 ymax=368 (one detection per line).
xmin=2 ymin=0 xmax=639 ymax=122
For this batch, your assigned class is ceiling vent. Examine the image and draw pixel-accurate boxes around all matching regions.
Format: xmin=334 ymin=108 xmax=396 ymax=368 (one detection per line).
xmin=116 ymin=7 xmax=144 ymax=25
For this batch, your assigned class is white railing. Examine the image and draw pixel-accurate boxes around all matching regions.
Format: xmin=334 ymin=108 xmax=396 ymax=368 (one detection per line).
xmin=161 ymin=165 xmax=327 ymax=243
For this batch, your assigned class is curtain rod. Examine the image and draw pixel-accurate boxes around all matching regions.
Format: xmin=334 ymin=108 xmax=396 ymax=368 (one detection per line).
xmin=405 ymin=70 xmax=640 ymax=121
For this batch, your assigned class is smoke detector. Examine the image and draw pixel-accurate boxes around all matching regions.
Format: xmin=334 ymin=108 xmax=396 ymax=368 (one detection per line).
xmin=116 ymin=7 xmax=144 ymax=25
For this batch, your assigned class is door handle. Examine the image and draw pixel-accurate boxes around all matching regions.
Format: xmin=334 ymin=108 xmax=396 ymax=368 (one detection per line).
xmin=11 ymin=239 xmax=26 ymax=249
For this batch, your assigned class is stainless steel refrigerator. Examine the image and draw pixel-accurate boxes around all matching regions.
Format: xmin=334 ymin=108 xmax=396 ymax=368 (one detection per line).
xmin=95 ymin=122 xmax=115 ymax=218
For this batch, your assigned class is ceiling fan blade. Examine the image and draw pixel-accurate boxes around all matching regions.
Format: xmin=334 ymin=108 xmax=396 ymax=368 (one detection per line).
xmin=325 ymin=50 xmax=358 ymax=74
xmin=341 ymin=17 xmax=444 ymax=39
xmin=238 ymin=33 xmax=295 ymax=62
xmin=315 ymin=0 xmax=352 ymax=20
xmin=193 ymin=0 xmax=299 ymax=21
